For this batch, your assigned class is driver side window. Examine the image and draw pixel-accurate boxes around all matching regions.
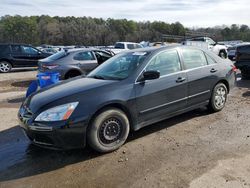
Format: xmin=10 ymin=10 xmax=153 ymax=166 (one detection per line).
xmin=21 ymin=46 xmax=39 ymax=55
xmin=146 ymin=50 xmax=181 ymax=76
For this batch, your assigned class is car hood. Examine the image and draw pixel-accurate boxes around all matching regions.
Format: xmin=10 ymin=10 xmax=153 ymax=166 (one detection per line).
xmin=26 ymin=77 xmax=117 ymax=113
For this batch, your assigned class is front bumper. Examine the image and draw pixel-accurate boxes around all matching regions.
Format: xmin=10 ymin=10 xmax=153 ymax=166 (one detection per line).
xmin=19 ymin=115 xmax=88 ymax=150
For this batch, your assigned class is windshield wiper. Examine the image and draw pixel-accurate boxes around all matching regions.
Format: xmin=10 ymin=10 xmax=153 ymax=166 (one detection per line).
xmin=92 ymin=75 xmax=106 ymax=80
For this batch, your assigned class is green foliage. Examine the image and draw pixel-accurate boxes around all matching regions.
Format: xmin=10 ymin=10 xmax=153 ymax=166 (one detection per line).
xmin=192 ymin=24 xmax=250 ymax=42
xmin=0 ymin=15 xmax=249 ymax=46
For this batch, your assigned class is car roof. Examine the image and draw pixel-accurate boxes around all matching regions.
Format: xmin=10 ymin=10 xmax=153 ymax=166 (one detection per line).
xmin=121 ymin=44 xmax=208 ymax=53
xmin=0 ymin=43 xmax=33 ymax=46
xmin=66 ymin=48 xmax=108 ymax=53
xmin=236 ymin=43 xmax=250 ymax=48
xmin=115 ymin=42 xmax=141 ymax=45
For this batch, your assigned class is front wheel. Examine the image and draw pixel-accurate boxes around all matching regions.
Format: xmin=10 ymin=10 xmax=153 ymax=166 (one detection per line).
xmin=0 ymin=61 xmax=12 ymax=73
xmin=87 ymin=108 xmax=130 ymax=153
xmin=208 ymin=83 xmax=228 ymax=112
xmin=219 ymin=51 xmax=227 ymax=59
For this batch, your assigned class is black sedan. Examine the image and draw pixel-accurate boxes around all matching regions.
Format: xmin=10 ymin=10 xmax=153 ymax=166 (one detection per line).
xmin=38 ymin=48 xmax=114 ymax=79
xmin=18 ymin=46 xmax=236 ymax=152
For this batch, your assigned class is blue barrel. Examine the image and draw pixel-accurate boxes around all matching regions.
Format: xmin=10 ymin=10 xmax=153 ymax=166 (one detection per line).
xmin=37 ymin=72 xmax=60 ymax=88
xmin=26 ymin=80 xmax=38 ymax=97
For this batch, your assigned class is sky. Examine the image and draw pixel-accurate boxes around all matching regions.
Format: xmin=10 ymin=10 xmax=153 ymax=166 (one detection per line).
xmin=0 ymin=0 xmax=249 ymax=28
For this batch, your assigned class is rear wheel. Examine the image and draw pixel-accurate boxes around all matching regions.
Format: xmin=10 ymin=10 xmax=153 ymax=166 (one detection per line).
xmin=208 ymin=83 xmax=228 ymax=112
xmin=87 ymin=108 xmax=130 ymax=153
xmin=219 ymin=50 xmax=227 ymax=59
xmin=0 ymin=61 xmax=12 ymax=73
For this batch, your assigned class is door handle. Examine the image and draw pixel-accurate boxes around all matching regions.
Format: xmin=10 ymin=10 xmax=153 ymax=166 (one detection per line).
xmin=210 ymin=68 xmax=217 ymax=73
xmin=176 ymin=77 xmax=186 ymax=83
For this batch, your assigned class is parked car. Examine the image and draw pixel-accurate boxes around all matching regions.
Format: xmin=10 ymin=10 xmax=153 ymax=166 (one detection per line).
xmin=184 ymin=37 xmax=228 ymax=59
xmin=0 ymin=43 xmax=51 ymax=73
xmin=38 ymin=48 xmax=114 ymax=79
xmin=235 ymin=43 xmax=250 ymax=79
xmin=18 ymin=46 xmax=236 ymax=152
xmin=111 ymin=42 xmax=143 ymax=54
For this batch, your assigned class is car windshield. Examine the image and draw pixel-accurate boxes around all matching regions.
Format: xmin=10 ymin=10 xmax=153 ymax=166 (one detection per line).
xmin=47 ymin=50 xmax=69 ymax=61
xmin=87 ymin=51 xmax=150 ymax=80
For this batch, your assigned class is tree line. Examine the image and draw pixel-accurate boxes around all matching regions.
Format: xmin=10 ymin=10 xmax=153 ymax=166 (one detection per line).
xmin=0 ymin=15 xmax=249 ymax=46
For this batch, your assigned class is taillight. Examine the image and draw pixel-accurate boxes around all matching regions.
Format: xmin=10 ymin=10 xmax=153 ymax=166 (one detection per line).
xmin=231 ymin=65 xmax=237 ymax=72
xmin=42 ymin=64 xmax=59 ymax=70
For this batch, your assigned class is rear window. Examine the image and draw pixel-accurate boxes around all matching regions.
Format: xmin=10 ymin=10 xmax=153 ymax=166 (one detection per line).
xmin=189 ymin=38 xmax=205 ymax=42
xmin=182 ymin=49 xmax=208 ymax=69
xmin=47 ymin=51 xmax=69 ymax=61
xmin=135 ymin=44 xmax=142 ymax=49
xmin=127 ymin=44 xmax=135 ymax=49
xmin=73 ymin=51 xmax=95 ymax=61
xmin=11 ymin=45 xmax=22 ymax=53
xmin=205 ymin=53 xmax=216 ymax=65
xmin=114 ymin=43 xmax=125 ymax=49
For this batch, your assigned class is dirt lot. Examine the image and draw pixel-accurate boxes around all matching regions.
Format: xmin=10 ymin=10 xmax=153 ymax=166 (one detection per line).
xmin=0 ymin=70 xmax=250 ymax=188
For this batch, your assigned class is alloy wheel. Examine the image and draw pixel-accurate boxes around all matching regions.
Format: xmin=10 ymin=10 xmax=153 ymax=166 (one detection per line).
xmin=0 ymin=62 xmax=11 ymax=73
xmin=214 ymin=86 xmax=226 ymax=109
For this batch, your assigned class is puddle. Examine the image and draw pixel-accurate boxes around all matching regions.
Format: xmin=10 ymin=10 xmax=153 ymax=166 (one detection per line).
xmin=0 ymin=125 xmax=98 ymax=182
xmin=242 ymin=91 xmax=250 ymax=98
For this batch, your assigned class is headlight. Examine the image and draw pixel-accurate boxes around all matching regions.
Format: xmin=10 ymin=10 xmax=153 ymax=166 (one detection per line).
xmin=35 ymin=102 xmax=79 ymax=122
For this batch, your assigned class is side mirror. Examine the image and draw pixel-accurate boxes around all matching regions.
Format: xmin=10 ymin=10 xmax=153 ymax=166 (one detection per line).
xmin=142 ymin=70 xmax=160 ymax=81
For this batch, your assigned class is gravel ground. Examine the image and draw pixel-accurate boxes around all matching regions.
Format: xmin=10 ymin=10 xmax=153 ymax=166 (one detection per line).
xmin=0 ymin=70 xmax=250 ymax=188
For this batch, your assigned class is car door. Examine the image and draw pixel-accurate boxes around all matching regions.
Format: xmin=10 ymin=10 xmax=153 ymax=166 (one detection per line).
xmin=135 ymin=49 xmax=188 ymax=124
xmin=73 ymin=51 xmax=98 ymax=74
xmin=21 ymin=46 xmax=43 ymax=67
xmin=10 ymin=45 xmax=27 ymax=67
xmin=180 ymin=48 xmax=220 ymax=107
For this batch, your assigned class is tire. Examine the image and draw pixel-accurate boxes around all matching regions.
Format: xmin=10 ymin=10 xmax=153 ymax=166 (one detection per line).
xmin=219 ymin=50 xmax=227 ymax=59
xmin=208 ymin=83 xmax=228 ymax=112
xmin=87 ymin=108 xmax=130 ymax=153
xmin=0 ymin=61 xmax=12 ymax=73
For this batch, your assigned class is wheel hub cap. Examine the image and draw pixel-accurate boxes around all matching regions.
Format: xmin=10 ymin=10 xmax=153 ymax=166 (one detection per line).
xmin=0 ymin=63 xmax=10 ymax=72
xmin=215 ymin=86 xmax=226 ymax=108
xmin=99 ymin=118 xmax=122 ymax=144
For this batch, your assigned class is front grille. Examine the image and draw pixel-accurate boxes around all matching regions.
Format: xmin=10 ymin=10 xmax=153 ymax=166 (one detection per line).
xmin=33 ymin=134 xmax=54 ymax=146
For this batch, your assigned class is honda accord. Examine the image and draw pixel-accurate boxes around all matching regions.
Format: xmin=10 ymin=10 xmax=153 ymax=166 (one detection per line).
xmin=18 ymin=46 xmax=236 ymax=152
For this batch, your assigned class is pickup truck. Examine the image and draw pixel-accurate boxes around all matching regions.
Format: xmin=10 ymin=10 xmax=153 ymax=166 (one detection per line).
xmin=183 ymin=37 xmax=228 ymax=59
xmin=111 ymin=42 xmax=143 ymax=54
